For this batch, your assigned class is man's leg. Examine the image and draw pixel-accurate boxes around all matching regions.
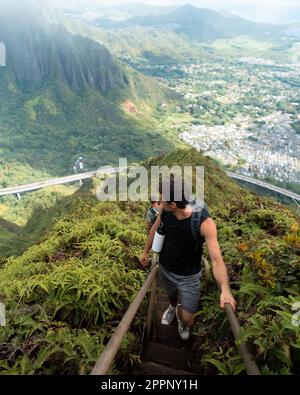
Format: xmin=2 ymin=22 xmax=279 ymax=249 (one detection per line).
xmin=167 ymin=289 xmax=178 ymax=308
xmin=159 ymin=266 xmax=179 ymax=307
xmin=177 ymin=271 xmax=202 ymax=329
xmin=176 ymin=305 xmax=195 ymax=327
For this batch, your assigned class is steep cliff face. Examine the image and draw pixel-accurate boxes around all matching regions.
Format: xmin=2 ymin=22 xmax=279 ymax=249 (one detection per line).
xmin=0 ymin=2 xmax=126 ymax=93
xmin=0 ymin=1 xmax=179 ymax=175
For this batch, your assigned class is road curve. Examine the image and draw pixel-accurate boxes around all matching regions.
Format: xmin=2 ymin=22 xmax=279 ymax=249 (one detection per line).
xmin=225 ymin=171 xmax=300 ymax=202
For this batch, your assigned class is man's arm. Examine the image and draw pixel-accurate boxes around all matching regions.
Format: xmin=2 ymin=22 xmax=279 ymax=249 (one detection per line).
xmin=145 ymin=210 xmax=153 ymax=233
xmin=201 ymin=218 xmax=237 ymax=311
xmin=140 ymin=208 xmax=163 ymax=267
xmin=145 ymin=221 xmax=152 ymax=233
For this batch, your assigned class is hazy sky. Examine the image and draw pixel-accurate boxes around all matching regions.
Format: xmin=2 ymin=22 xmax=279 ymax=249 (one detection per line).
xmin=32 ymin=0 xmax=300 ymax=24
xmin=109 ymin=0 xmax=300 ymax=23
xmin=37 ymin=0 xmax=300 ymax=11
xmin=112 ymin=0 xmax=300 ymax=6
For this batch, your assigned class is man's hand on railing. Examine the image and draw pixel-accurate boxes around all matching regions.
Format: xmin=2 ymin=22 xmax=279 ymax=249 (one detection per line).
xmin=220 ymin=288 xmax=237 ymax=312
xmin=140 ymin=251 xmax=150 ymax=268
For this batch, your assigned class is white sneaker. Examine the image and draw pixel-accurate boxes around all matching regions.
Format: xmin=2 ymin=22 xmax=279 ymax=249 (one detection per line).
xmin=176 ymin=305 xmax=190 ymax=340
xmin=161 ymin=304 xmax=176 ymax=325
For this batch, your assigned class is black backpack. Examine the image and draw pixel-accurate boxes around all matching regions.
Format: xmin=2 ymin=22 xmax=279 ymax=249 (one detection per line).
xmin=157 ymin=199 xmax=210 ymax=242
xmin=148 ymin=207 xmax=159 ymax=226
xmin=189 ymin=198 xmax=210 ymax=243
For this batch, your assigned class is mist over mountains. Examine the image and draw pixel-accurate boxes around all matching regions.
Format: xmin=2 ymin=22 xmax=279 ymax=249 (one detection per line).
xmin=0 ymin=1 xmax=179 ymax=176
xmin=0 ymin=1 xmax=127 ymax=92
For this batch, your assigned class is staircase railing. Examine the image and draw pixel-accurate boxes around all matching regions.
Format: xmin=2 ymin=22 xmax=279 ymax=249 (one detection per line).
xmin=90 ymin=255 xmax=159 ymax=375
xmin=91 ymin=255 xmax=260 ymax=375
xmin=201 ymin=257 xmax=260 ymax=375
xmin=224 ymin=302 xmax=260 ymax=375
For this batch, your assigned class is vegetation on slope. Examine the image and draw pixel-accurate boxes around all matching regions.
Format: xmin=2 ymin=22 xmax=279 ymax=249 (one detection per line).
xmin=0 ymin=184 xmax=80 ymax=259
xmin=0 ymin=189 xmax=148 ymax=374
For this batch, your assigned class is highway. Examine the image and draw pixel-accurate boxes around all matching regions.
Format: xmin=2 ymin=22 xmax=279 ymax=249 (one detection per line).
xmin=0 ymin=168 xmax=299 ymax=202
xmin=225 ymin=171 xmax=300 ymax=202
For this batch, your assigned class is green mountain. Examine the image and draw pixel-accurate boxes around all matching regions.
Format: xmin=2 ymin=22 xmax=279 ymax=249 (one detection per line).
xmin=58 ymin=4 xmax=292 ymax=67
xmin=94 ymin=5 xmax=283 ymax=41
xmin=0 ymin=148 xmax=299 ymax=375
xmin=0 ymin=1 xmax=180 ymax=179
xmin=47 ymin=9 xmax=209 ymax=65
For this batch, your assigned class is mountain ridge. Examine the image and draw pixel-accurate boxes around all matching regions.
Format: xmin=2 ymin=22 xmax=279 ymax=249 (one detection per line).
xmin=93 ymin=4 xmax=283 ymax=41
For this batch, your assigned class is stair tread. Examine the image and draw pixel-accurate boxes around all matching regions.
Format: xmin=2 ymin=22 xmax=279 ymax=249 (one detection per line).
xmin=139 ymin=361 xmax=196 ymax=375
xmin=142 ymin=341 xmax=198 ymax=371
xmin=154 ymin=323 xmax=196 ymax=349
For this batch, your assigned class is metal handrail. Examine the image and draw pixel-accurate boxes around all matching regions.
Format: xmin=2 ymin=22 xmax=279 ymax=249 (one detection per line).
xmin=146 ymin=253 xmax=159 ymax=341
xmin=224 ymin=303 xmax=260 ymax=375
xmin=90 ymin=262 xmax=159 ymax=375
xmin=201 ymin=257 xmax=260 ymax=375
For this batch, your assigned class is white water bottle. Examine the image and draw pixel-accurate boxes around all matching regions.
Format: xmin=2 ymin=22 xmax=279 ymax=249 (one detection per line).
xmin=152 ymin=224 xmax=165 ymax=253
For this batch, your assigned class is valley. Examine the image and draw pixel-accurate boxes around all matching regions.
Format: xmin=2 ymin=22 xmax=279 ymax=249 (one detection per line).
xmin=56 ymin=4 xmax=300 ymax=193
xmin=143 ymin=58 xmax=300 ymax=190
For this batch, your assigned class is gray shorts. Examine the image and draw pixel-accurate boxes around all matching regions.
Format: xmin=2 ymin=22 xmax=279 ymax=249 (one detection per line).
xmin=158 ymin=264 xmax=202 ymax=314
